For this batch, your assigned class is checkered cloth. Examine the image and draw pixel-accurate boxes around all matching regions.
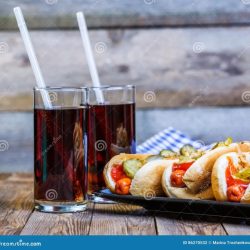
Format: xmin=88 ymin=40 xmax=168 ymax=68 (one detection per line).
xmin=137 ymin=127 xmax=209 ymax=154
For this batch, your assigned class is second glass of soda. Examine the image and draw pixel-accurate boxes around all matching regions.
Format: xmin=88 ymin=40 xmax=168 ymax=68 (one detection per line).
xmin=87 ymin=85 xmax=136 ymax=202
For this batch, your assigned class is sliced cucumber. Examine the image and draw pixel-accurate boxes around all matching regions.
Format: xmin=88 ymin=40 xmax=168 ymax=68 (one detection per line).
xmin=144 ymin=155 xmax=165 ymax=163
xmin=211 ymin=142 xmax=219 ymax=150
xmin=123 ymin=159 xmax=143 ymax=178
xmin=180 ymin=144 xmax=196 ymax=157
xmin=211 ymin=141 xmax=226 ymax=149
xmin=159 ymin=149 xmax=176 ymax=158
xmin=212 ymin=137 xmax=233 ymax=149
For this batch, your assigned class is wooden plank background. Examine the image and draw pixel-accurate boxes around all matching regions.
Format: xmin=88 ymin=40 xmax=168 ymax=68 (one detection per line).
xmin=2 ymin=0 xmax=250 ymax=30
xmin=1 ymin=27 xmax=250 ymax=110
xmin=1 ymin=1 xmax=250 ymax=110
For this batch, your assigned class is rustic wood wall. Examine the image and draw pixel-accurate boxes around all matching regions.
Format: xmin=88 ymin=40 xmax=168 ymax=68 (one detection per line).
xmin=1 ymin=0 xmax=250 ymax=110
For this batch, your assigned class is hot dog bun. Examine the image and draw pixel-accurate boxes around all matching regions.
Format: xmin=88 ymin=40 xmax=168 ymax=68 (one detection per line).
xmin=183 ymin=142 xmax=250 ymax=194
xmin=212 ymin=152 xmax=250 ymax=202
xmin=211 ymin=152 xmax=234 ymax=201
xmin=162 ymin=162 xmax=214 ymax=199
xmin=130 ymin=159 xmax=177 ymax=196
xmin=103 ymin=153 xmax=150 ymax=193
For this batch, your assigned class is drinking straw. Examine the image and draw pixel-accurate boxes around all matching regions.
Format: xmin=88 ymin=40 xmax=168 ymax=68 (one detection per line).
xmin=76 ymin=12 xmax=104 ymax=103
xmin=13 ymin=7 xmax=52 ymax=109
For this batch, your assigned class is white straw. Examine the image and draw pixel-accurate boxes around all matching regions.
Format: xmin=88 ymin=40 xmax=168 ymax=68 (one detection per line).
xmin=13 ymin=7 xmax=52 ymax=109
xmin=76 ymin=12 xmax=104 ymax=103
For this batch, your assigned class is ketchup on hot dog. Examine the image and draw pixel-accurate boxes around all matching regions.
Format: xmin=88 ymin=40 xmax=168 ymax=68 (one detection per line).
xmin=226 ymin=157 xmax=249 ymax=202
xmin=110 ymin=164 xmax=131 ymax=195
xmin=111 ymin=164 xmax=128 ymax=182
xmin=170 ymin=161 xmax=194 ymax=188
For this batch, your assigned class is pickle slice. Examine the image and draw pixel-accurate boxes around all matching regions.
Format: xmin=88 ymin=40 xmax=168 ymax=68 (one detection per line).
xmin=212 ymin=137 xmax=233 ymax=149
xmin=234 ymin=167 xmax=250 ymax=181
xmin=180 ymin=145 xmax=196 ymax=157
xmin=224 ymin=137 xmax=233 ymax=146
xmin=144 ymin=155 xmax=165 ymax=163
xmin=123 ymin=159 xmax=143 ymax=178
xmin=160 ymin=149 xmax=176 ymax=158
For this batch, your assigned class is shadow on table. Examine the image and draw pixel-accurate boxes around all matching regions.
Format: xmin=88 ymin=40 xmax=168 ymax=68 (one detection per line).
xmin=148 ymin=210 xmax=250 ymax=225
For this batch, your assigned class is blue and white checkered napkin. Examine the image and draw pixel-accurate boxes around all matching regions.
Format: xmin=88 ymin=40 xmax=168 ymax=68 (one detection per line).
xmin=137 ymin=127 xmax=209 ymax=154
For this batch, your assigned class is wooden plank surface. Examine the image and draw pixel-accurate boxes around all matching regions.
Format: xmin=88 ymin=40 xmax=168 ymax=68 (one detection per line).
xmin=21 ymin=204 xmax=94 ymax=235
xmin=155 ymin=214 xmax=226 ymax=235
xmin=1 ymin=27 xmax=250 ymax=110
xmin=1 ymin=173 xmax=250 ymax=235
xmin=2 ymin=0 xmax=250 ymax=30
xmin=0 ymin=173 xmax=34 ymax=235
xmin=89 ymin=203 xmax=156 ymax=235
xmin=222 ymin=223 xmax=250 ymax=235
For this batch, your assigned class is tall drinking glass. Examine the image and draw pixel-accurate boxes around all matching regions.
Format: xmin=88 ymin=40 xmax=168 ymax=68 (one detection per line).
xmin=87 ymin=85 xmax=136 ymax=202
xmin=34 ymin=87 xmax=88 ymax=212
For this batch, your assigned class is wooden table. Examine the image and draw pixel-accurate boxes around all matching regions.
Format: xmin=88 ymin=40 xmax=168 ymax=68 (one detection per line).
xmin=1 ymin=173 xmax=249 ymax=235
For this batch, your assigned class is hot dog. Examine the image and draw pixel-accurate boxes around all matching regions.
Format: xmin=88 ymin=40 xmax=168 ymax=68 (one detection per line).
xmin=162 ymin=158 xmax=214 ymax=199
xmin=212 ymin=152 xmax=250 ymax=203
xmin=162 ymin=140 xmax=250 ymax=200
xmin=183 ymin=141 xmax=250 ymax=194
xmin=103 ymin=153 xmax=177 ymax=196
xmin=161 ymin=144 xmax=214 ymax=199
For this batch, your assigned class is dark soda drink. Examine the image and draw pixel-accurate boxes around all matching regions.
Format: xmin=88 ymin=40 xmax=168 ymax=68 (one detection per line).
xmin=34 ymin=108 xmax=87 ymax=204
xmin=87 ymin=103 xmax=136 ymax=194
